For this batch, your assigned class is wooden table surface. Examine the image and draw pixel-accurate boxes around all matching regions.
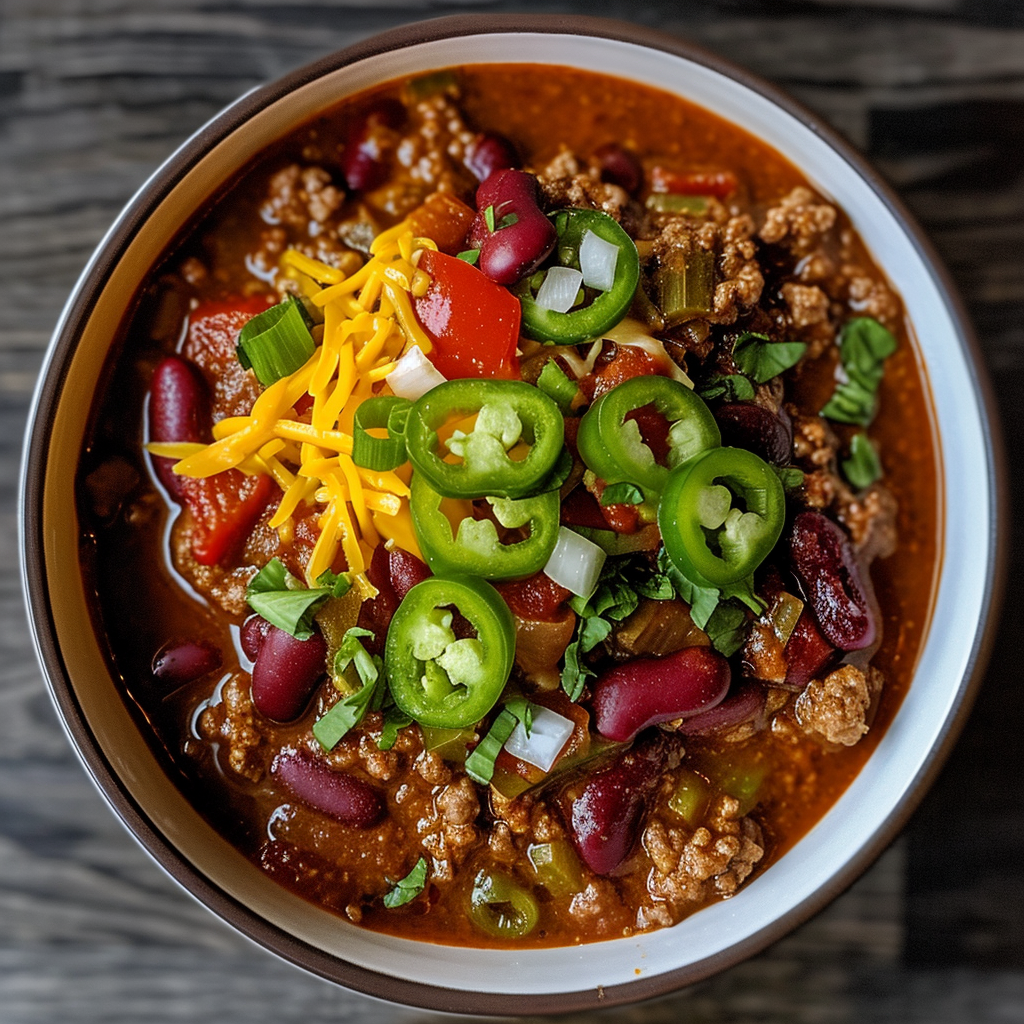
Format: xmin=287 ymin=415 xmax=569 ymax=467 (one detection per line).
xmin=2 ymin=1 xmax=1022 ymax=1021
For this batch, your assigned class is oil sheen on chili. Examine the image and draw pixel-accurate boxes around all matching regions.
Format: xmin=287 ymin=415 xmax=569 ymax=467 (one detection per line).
xmin=77 ymin=64 xmax=939 ymax=948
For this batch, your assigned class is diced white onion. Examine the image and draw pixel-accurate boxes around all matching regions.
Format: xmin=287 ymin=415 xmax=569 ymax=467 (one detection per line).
xmin=543 ymin=526 xmax=607 ymax=599
xmin=385 ymin=345 xmax=447 ymax=400
xmin=579 ymin=229 xmax=619 ymax=292
xmin=534 ymin=266 xmax=583 ymax=314
xmin=503 ymin=707 xmax=576 ymax=773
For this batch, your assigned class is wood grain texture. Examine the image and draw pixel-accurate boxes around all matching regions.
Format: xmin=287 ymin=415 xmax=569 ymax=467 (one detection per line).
xmin=3 ymin=1 xmax=1022 ymax=1021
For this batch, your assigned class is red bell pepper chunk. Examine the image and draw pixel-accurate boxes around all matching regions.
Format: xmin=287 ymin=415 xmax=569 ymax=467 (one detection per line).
xmin=413 ymin=249 xmax=521 ymax=380
xmin=649 ymin=166 xmax=738 ymax=200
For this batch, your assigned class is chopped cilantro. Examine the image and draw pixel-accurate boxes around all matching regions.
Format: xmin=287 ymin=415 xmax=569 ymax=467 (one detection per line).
xmin=312 ymin=628 xmax=385 ymax=750
xmin=600 ymin=482 xmax=644 ymax=507
xmin=698 ymin=374 xmax=756 ymax=402
xmin=821 ymin=317 xmax=897 ymax=426
xmin=383 ymin=857 xmax=428 ymax=908
xmin=842 ymin=432 xmax=882 ymax=489
xmin=733 ymin=332 xmax=807 ymax=384
xmin=246 ymin=558 xmax=344 ymax=640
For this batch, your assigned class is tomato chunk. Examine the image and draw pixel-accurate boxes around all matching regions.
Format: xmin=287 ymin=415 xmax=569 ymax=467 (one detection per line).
xmin=179 ymin=472 xmax=275 ymax=566
xmin=184 ymin=296 xmax=274 ymax=418
xmin=494 ymin=572 xmax=571 ymax=622
xmin=413 ymin=249 xmax=521 ymax=380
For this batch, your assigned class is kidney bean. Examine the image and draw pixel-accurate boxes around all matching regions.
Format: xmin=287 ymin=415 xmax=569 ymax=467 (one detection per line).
xmin=356 ymin=543 xmax=432 ymax=655
xmin=272 ymin=749 xmax=384 ymax=828
xmin=594 ymin=143 xmax=643 ymax=195
xmin=342 ymin=98 xmax=405 ymax=192
xmin=592 ymin=646 xmax=731 ymax=743
xmin=151 ymin=639 xmax=221 ymax=686
xmin=468 ymin=169 xmax=556 ymax=285
xmin=789 ymin=511 xmax=877 ymax=651
xmin=783 ymin=611 xmax=838 ymax=688
xmin=565 ymin=733 xmax=678 ymax=875
xmin=677 ymin=682 xmax=766 ymax=736
xmin=148 ymin=355 xmax=211 ymax=498
xmin=251 ymin=625 xmax=327 ymax=722
xmin=713 ymin=403 xmax=793 ymax=465
xmin=240 ymin=614 xmax=273 ymax=662
xmin=464 ymin=132 xmax=519 ymax=181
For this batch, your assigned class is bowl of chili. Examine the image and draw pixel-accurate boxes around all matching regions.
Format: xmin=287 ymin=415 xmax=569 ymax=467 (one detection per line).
xmin=21 ymin=13 xmax=1004 ymax=1015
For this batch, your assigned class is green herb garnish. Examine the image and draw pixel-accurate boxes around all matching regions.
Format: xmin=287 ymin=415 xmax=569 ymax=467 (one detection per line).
xmin=772 ymin=466 xmax=805 ymax=495
xmin=599 ymin=482 xmax=644 ymax=507
xmin=821 ymin=317 xmax=897 ymax=426
xmin=732 ymin=332 xmax=807 ymax=384
xmin=312 ymin=628 xmax=385 ymax=750
xmin=698 ymin=374 xmax=756 ymax=402
xmin=383 ymin=857 xmax=428 ymax=908
xmin=561 ymin=559 xmax=644 ymax=700
xmin=246 ymin=558 xmax=346 ymax=640
xmin=842 ymin=432 xmax=882 ymax=489
xmin=464 ymin=704 xmax=524 ymax=784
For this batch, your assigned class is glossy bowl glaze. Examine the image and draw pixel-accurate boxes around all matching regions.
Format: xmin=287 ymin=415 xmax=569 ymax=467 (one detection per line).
xmin=20 ymin=14 xmax=1004 ymax=1014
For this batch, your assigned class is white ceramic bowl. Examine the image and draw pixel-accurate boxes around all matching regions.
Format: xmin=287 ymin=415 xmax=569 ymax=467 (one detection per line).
xmin=20 ymin=14 xmax=1004 ymax=1014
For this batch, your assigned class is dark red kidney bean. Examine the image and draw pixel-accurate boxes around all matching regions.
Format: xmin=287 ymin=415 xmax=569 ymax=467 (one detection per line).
xmin=677 ymin=682 xmax=766 ymax=736
xmin=342 ymin=98 xmax=405 ymax=192
xmin=783 ymin=611 xmax=838 ymax=688
xmin=594 ymin=143 xmax=643 ymax=195
xmin=251 ymin=626 xmax=327 ymax=722
xmin=566 ymin=733 xmax=678 ymax=875
xmin=148 ymin=356 xmax=211 ymax=498
xmin=714 ymin=403 xmax=793 ymax=465
xmin=272 ymin=750 xmax=384 ymax=828
xmin=390 ymin=546 xmax=433 ymax=601
xmin=468 ymin=169 xmax=556 ymax=285
xmin=151 ymin=640 xmax=221 ymax=686
xmin=789 ymin=511 xmax=877 ymax=652
xmin=464 ymin=132 xmax=519 ymax=181
xmin=592 ymin=646 xmax=731 ymax=742
xmin=357 ymin=544 xmax=432 ymax=655
xmin=240 ymin=614 xmax=273 ymax=662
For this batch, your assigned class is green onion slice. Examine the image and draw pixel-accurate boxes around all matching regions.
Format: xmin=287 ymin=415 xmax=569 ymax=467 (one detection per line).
xmin=352 ymin=396 xmax=412 ymax=471
xmin=465 ymin=708 xmax=520 ymax=785
xmin=236 ymin=296 xmax=315 ymax=387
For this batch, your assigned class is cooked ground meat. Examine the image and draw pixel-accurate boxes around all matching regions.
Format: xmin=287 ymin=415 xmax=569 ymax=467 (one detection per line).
xmin=642 ymin=795 xmax=764 ymax=917
xmin=795 ymin=665 xmax=884 ymax=746
xmin=759 ymin=186 xmax=838 ymax=254
xmin=536 ymin=148 xmax=632 ymax=220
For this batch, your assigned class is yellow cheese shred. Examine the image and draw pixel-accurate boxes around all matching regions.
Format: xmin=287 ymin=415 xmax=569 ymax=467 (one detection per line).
xmin=157 ymin=227 xmax=437 ymax=585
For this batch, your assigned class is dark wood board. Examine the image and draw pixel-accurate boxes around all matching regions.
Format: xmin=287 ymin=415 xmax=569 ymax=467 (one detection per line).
xmin=2 ymin=1 xmax=1021 ymax=1020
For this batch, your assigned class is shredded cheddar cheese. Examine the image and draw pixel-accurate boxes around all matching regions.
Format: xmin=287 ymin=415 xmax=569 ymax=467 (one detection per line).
xmin=156 ymin=227 xmax=436 ymax=592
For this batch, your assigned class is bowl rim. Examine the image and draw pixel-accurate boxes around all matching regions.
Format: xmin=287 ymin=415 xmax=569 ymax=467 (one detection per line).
xmin=19 ymin=12 xmax=1007 ymax=1016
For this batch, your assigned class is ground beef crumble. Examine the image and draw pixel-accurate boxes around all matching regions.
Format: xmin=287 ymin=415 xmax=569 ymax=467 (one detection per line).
xmin=641 ymin=795 xmax=764 ymax=921
xmin=796 ymin=665 xmax=884 ymax=746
